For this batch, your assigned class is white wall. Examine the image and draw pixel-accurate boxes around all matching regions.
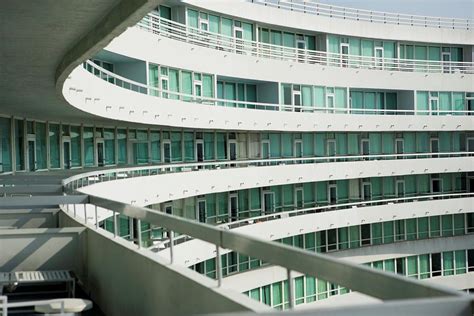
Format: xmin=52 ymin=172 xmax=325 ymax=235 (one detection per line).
xmin=63 ymin=66 xmax=474 ymax=132
xmin=183 ymin=0 xmax=474 ymax=45
xmin=105 ymin=28 xmax=473 ymax=93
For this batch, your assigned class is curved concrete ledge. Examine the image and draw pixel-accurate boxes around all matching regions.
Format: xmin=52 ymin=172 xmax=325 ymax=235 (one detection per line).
xmin=183 ymin=0 xmax=474 ymax=45
xmin=64 ymin=65 xmax=474 ymax=132
xmin=78 ymin=157 xmax=473 ymax=207
xmin=106 ymin=28 xmax=473 ymax=92
xmin=157 ymin=197 xmax=473 ymax=266
xmin=224 ymin=235 xmax=474 ymax=292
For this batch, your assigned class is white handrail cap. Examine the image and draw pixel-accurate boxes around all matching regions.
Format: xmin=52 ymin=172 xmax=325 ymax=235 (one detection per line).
xmin=34 ymin=299 xmax=93 ymax=313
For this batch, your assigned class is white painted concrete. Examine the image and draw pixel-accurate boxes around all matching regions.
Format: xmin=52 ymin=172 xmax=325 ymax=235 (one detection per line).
xmin=183 ymin=0 xmax=474 ymax=45
xmin=64 ymin=65 xmax=474 ymax=132
xmin=107 ymin=27 xmax=474 ymax=92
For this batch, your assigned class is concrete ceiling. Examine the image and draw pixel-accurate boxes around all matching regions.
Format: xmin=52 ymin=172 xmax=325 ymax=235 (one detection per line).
xmin=0 ymin=0 xmax=162 ymax=127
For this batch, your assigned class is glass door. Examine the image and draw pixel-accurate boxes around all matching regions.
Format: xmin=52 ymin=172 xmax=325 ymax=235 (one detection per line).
xmin=375 ymin=47 xmax=384 ymax=69
xmin=340 ymin=43 xmax=349 ymax=67
xmin=395 ymin=138 xmax=404 ymax=158
xmin=295 ymin=188 xmax=304 ymax=209
xmin=234 ymin=21 xmax=243 ymax=54
xmin=292 ymin=85 xmax=301 ymax=112
xmin=263 ymin=191 xmax=275 ymax=214
xmin=296 ymin=34 xmax=306 ymax=63
xmin=362 ymin=182 xmax=372 ymax=201
xmin=196 ymin=199 xmax=206 ymax=223
xmin=441 ymin=52 xmax=451 ymax=73
xmin=328 ymin=184 xmax=337 ymax=204
xmin=431 ymin=176 xmax=442 ymax=194
xmin=228 ymin=193 xmax=238 ymax=222
xmin=294 ymin=140 xmax=303 ymax=158
xmin=326 ymin=139 xmax=336 ymax=161
xmin=430 ymin=94 xmax=439 ymax=115
xmin=326 ymin=92 xmax=335 ymax=113
xmin=261 ymin=141 xmax=270 ymax=159
xmin=196 ymin=140 xmax=204 ymax=162
xmin=361 ymin=139 xmax=370 ymax=156
xmin=468 ymin=137 xmax=474 ymax=155
xmin=430 ymin=138 xmax=439 ymax=157
xmin=163 ymin=141 xmax=171 ymax=163
xmin=27 ymin=139 xmax=36 ymax=171
xmin=63 ymin=140 xmax=71 ymax=169
xmin=396 ymin=180 xmax=405 ymax=198
xmin=97 ymin=141 xmax=105 ymax=167
xmin=228 ymin=140 xmax=237 ymax=161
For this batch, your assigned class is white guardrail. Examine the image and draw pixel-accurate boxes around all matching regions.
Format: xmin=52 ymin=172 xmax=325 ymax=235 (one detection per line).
xmin=59 ymin=157 xmax=473 ymax=311
xmin=249 ymin=0 xmax=472 ymax=30
xmin=84 ymin=60 xmax=474 ymax=116
xmin=136 ymin=13 xmax=474 ymax=74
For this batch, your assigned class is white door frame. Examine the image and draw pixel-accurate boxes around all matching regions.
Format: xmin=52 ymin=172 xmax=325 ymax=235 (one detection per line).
xmin=162 ymin=140 xmax=172 ymax=163
xmin=262 ymin=190 xmax=275 ymax=214
xmin=294 ymin=139 xmax=303 ymax=158
xmin=374 ymin=46 xmax=384 ymax=69
xmin=196 ymin=198 xmax=207 ymax=223
xmin=228 ymin=139 xmax=237 ymax=161
xmin=328 ymin=184 xmax=338 ymax=203
xmin=294 ymin=187 xmax=304 ymax=208
xmin=340 ymin=43 xmax=349 ymax=67
xmin=62 ymin=137 xmax=72 ymax=169
xmin=261 ymin=140 xmax=270 ymax=159
xmin=195 ymin=139 xmax=204 ymax=162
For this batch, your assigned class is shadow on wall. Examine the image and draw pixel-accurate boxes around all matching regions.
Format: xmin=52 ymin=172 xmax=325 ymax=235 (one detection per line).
xmin=0 ymin=227 xmax=85 ymax=273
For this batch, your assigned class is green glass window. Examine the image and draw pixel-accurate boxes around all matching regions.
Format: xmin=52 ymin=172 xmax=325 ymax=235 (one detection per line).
xmin=171 ymin=132 xmax=182 ymax=162
xmin=150 ymin=131 xmax=160 ymax=163
xmin=338 ymin=227 xmax=349 ymax=249
xmin=430 ymin=216 xmax=441 ymax=237
xmin=314 ymin=86 xmax=325 ymax=108
xmin=203 ymin=132 xmax=215 ymax=160
xmin=216 ymin=133 xmax=227 ymax=160
xmin=35 ymin=122 xmax=47 ymax=170
xmin=242 ymin=22 xmax=253 ymax=41
xmin=283 ymin=32 xmax=295 ymax=48
xmin=443 ymin=251 xmax=454 ymax=276
xmin=14 ymin=120 xmax=24 ymax=171
xmin=441 ymin=215 xmax=453 ymax=236
xmin=455 ymin=250 xmax=466 ymax=274
xmin=272 ymin=283 xmax=283 ymax=307
xmin=418 ymin=217 xmax=429 ymax=239
xmin=372 ymin=222 xmax=382 ymax=245
xmin=202 ymin=75 xmax=214 ymax=98
xmin=181 ymin=71 xmax=192 ymax=101
xmin=328 ymin=35 xmax=339 ymax=53
xmin=104 ymin=129 xmax=115 ymax=165
xmin=416 ymin=91 xmax=429 ymax=114
xmin=349 ymin=226 xmax=359 ymax=248
xmin=335 ymin=88 xmax=346 ymax=111
xmin=419 ymin=254 xmax=430 ymax=279
xmin=117 ymin=129 xmax=127 ymax=164
xmin=183 ymin=132 xmax=194 ymax=162
xmin=187 ymin=9 xmax=199 ymax=28
xmin=305 ymin=277 xmax=316 ymax=302
xmin=169 ymin=69 xmax=179 ymax=100
xmin=361 ymin=39 xmax=374 ymax=56
xmin=49 ymin=124 xmax=60 ymax=168
xmin=209 ymin=15 xmax=220 ymax=34
xmin=452 ymin=92 xmax=465 ymax=113
xmin=221 ymin=18 xmax=232 ymax=37
xmin=385 ymin=259 xmax=395 ymax=272
xmin=0 ymin=118 xmax=12 ymax=172
xmin=383 ymin=221 xmax=394 ymax=243
xmin=407 ymin=256 xmax=418 ymax=277
xmin=295 ymin=276 xmax=304 ymax=305
xmin=453 ymin=214 xmax=465 ymax=236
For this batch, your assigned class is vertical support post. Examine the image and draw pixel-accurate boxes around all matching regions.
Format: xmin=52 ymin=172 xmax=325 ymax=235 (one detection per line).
xmin=113 ymin=211 xmax=118 ymax=238
xmin=287 ymin=269 xmax=294 ymax=309
xmin=95 ymin=205 xmax=99 ymax=229
xmin=83 ymin=204 xmax=87 ymax=224
xmin=137 ymin=219 xmax=142 ymax=249
xmin=73 ymin=204 xmax=76 ymax=217
xmin=169 ymin=230 xmax=174 ymax=264
xmin=216 ymin=245 xmax=223 ymax=287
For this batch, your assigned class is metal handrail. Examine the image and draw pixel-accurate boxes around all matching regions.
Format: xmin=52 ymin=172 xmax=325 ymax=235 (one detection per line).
xmin=249 ymin=0 xmax=472 ymax=30
xmin=159 ymin=192 xmax=474 ymax=248
xmin=62 ymin=194 xmax=466 ymax=305
xmin=62 ymin=151 xmax=474 ymax=192
xmin=84 ymin=60 xmax=474 ymax=115
xmin=136 ymin=13 xmax=474 ymax=74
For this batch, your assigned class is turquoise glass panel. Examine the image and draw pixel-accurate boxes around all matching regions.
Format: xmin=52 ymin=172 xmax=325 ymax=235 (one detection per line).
xmin=49 ymin=124 xmax=60 ymax=168
xmin=83 ymin=127 xmax=94 ymax=166
xmin=35 ymin=122 xmax=47 ymax=169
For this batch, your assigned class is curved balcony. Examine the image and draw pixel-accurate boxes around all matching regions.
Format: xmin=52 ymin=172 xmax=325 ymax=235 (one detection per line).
xmin=64 ymin=61 xmax=474 ymax=131
xmin=249 ymin=0 xmax=472 ymax=30
xmin=138 ymin=14 xmax=474 ymax=75
xmin=182 ymin=0 xmax=474 ymax=45
xmin=230 ymin=236 xmax=474 ymax=309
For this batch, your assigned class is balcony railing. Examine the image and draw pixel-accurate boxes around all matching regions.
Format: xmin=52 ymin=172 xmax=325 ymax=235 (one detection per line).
xmin=62 ymin=151 xmax=474 ymax=193
xmin=83 ymin=60 xmax=474 ymax=116
xmin=136 ymin=13 xmax=474 ymax=74
xmin=248 ymin=0 xmax=472 ymax=30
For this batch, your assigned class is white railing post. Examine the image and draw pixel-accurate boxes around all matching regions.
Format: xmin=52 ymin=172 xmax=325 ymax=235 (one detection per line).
xmin=169 ymin=230 xmax=174 ymax=264
xmin=113 ymin=211 xmax=118 ymax=237
xmin=95 ymin=205 xmax=99 ymax=229
xmin=137 ymin=219 xmax=142 ymax=249
xmin=287 ymin=269 xmax=294 ymax=309
xmin=216 ymin=245 xmax=223 ymax=287
xmin=84 ymin=204 xmax=87 ymax=224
